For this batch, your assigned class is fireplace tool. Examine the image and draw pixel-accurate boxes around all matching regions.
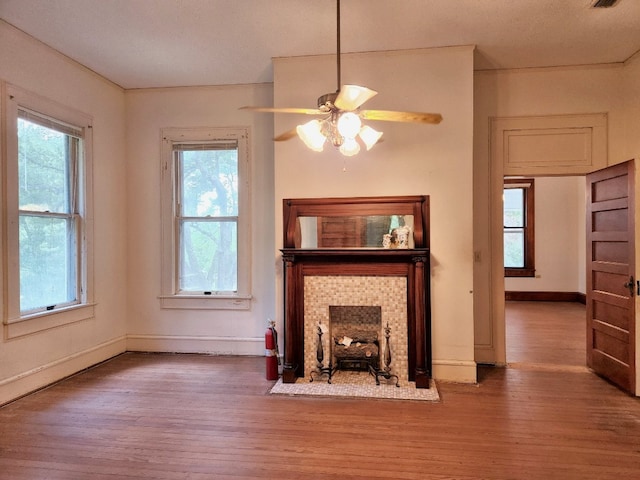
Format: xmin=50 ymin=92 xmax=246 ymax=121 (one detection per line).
xmin=370 ymin=323 xmax=399 ymax=387
xmin=309 ymin=324 xmax=336 ymax=383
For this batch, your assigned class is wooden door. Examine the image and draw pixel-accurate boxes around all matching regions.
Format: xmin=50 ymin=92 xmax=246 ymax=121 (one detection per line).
xmin=586 ymin=160 xmax=636 ymax=394
xmin=317 ymin=216 xmax=366 ymax=247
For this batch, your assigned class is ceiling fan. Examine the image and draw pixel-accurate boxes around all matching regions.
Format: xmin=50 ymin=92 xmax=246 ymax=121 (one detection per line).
xmin=240 ymin=0 xmax=443 ymax=156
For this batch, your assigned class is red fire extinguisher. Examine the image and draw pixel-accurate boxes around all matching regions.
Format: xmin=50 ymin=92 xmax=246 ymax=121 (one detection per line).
xmin=265 ymin=320 xmax=279 ymax=380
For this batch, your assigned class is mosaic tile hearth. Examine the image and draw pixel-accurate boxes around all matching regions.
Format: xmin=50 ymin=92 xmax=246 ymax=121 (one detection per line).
xmin=269 ymin=370 xmax=439 ymax=402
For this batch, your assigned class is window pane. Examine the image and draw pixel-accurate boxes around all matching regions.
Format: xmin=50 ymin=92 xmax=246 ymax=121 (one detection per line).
xmin=180 ymin=220 xmax=238 ymax=292
xmin=503 ymin=188 xmax=523 ymax=228
xmin=20 ymin=215 xmax=77 ymax=311
xmin=504 ymin=229 xmax=524 ymax=268
xmin=180 ymin=149 xmax=238 ymax=217
xmin=18 ymin=118 xmax=71 ymax=213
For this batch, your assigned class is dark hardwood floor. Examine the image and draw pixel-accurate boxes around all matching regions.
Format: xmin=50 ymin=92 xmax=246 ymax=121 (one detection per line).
xmin=0 ymin=302 xmax=639 ymax=479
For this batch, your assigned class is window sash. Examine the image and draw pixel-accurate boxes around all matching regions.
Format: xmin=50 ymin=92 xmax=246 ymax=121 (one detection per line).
xmin=19 ymin=212 xmax=80 ymax=313
xmin=178 ymin=218 xmax=238 ymax=294
xmin=503 ymin=228 xmax=524 ymax=268
xmin=174 ymin=145 xmax=239 ymax=219
xmin=174 ymin=143 xmax=239 ymax=294
xmin=17 ymin=110 xmax=82 ymax=315
xmin=504 ymin=179 xmax=535 ymax=277
xmin=17 ymin=114 xmax=80 ymax=215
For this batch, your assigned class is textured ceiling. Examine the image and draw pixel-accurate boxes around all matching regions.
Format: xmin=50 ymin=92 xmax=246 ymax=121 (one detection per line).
xmin=1 ymin=0 xmax=639 ymax=89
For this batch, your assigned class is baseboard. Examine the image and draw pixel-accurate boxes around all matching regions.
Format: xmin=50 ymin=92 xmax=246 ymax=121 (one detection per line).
xmin=432 ymin=359 xmax=477 ymax=384
xmin=0 ymin=336 xmax=126 ymax=406
xmin=505 ymin=291 xmax=586 ymax=304
xmin=126 ymin=334 xmax=263 ymax=356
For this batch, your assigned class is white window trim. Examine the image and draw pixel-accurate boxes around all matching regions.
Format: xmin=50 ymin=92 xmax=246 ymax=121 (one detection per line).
xmin=159 ymin=127 xmax=252 ymax=310
xmin=3 ymin=84 xmax=95 ymax=338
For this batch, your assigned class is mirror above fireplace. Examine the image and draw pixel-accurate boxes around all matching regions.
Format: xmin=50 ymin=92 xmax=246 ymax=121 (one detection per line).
xmin=283 ymin=195 xmax=429 ymax=249
xmin=296 ymin=214 xmax=415 ymax=249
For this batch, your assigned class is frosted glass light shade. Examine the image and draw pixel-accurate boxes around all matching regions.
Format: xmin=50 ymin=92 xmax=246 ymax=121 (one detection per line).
xmin=339 ymin=137 xmax=360 ymax=156
xmin=358 ymin=125 xmax=383 ymax=150
xmin=336 ymin=112 xmax=362 ymax=139
xmin=335 ymin=85 xmax=378 ymax=111
xmin=296 ymin=120 xmax=326 ymax=152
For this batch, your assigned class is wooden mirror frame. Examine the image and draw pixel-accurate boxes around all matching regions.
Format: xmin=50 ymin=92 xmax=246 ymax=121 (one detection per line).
xmin=282 ymin=195 xmax=430 ymax=249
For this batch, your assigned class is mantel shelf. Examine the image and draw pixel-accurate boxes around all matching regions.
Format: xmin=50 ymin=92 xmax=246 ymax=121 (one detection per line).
xmin=280 ymin=248 xmax=430 ymax=262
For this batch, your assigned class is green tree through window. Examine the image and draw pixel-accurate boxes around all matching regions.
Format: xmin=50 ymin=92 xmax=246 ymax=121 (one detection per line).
xmin=18 ymin=113 xmax=81 ymax=312
xmin=176 ymin=143 xmax=239 ymax=293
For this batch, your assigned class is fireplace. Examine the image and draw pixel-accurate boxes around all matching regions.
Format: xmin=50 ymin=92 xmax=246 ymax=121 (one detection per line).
xmin=280 ymin=196 xmax=432 ymax=388
xmin=305 ymin=281 xmax=407 ymax=385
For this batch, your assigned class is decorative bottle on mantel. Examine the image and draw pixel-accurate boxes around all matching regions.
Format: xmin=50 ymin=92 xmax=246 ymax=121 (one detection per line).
xmin=394 ymin=226 xmax=411 ymax=249
xmin=383 ymin=226 xmax=411 ymax=249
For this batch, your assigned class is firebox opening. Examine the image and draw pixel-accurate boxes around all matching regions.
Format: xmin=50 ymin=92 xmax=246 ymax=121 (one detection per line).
xmin=308 ymin=305 xmax=399 ymax=386
xmin=330 ymin=306 xmax=381 ymax=373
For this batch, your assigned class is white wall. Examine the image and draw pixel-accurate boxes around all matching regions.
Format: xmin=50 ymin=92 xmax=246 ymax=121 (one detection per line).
xmin=0 ymin=21 xmax=127 ymax=404
xmin=622 ymin=52 xmax=640 ymax=161
xmin=273 ymin=46 xmax=477 ymax=383
xmin=124 ymin=85 xmax=276 ymax=354
xmin=505 ymin=176 xmax=585 ymax=294
xmin=474 ymin=62 xmax=635 ymax=365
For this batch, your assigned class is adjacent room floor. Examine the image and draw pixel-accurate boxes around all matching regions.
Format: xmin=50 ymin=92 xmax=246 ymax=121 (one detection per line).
xmin=506 ymin=300 xmax=586 ymax=368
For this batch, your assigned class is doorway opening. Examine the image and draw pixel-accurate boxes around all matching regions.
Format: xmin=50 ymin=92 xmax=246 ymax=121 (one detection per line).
xmin=503 ymin=175 xmax=587 ymax=369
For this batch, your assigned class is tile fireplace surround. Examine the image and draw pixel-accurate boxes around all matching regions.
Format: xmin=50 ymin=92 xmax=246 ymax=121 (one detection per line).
xmin=304 ymin=275 xmax=409 ymax=383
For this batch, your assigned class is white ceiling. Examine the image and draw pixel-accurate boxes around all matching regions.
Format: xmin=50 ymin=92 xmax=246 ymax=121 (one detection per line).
xmin=1 ymin=0 xmax=639 ymax=89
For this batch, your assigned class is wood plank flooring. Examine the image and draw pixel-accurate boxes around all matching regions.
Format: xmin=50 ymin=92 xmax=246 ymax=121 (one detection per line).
xmin=506 ymin=301 xmax=586 ymax=367
xmin=0 ymin=303 xmax=639 ymax=479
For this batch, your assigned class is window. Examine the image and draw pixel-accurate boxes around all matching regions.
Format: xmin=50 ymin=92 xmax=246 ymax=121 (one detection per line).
xmin=4 ymin=85 xmax=94 ymax=337
xmin=18 ymin=110 xmax=81 ymax=312
xmin=504 ymin=178 xmax=535 ymax=277
xmin=160 ymin=127 xmax=251 ymax=309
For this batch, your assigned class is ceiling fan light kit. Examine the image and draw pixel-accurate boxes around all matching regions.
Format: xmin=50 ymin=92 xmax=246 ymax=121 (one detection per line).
xmin=296 ymin=105 xmax=383 ymax=156
xmin=241 ymin=0 xmax=442 ymax=157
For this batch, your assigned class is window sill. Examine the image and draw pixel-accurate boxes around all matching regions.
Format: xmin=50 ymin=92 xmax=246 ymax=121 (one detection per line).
xmin=505 ymin=268 xmax=535 ymax=278
xmin=4 ymin=303 xmax=96 ymax=338
xmin=158 ymin=295 xmax=252 ymax=310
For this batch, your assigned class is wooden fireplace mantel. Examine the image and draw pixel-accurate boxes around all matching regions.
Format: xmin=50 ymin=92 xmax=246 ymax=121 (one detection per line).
xmin=280 ymin=196 xmax=432 ymax=388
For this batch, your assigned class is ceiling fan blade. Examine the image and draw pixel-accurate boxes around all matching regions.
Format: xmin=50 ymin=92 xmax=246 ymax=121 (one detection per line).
xmin=334 ymin=85 xmax=378 ymax=111
xmin=360 ymin=109 xmax=443 ymax=124
xmin=240 ymin=106 xmax=324 ymax=115
xmin=274 ymin=127 xmax=299 ymax=142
